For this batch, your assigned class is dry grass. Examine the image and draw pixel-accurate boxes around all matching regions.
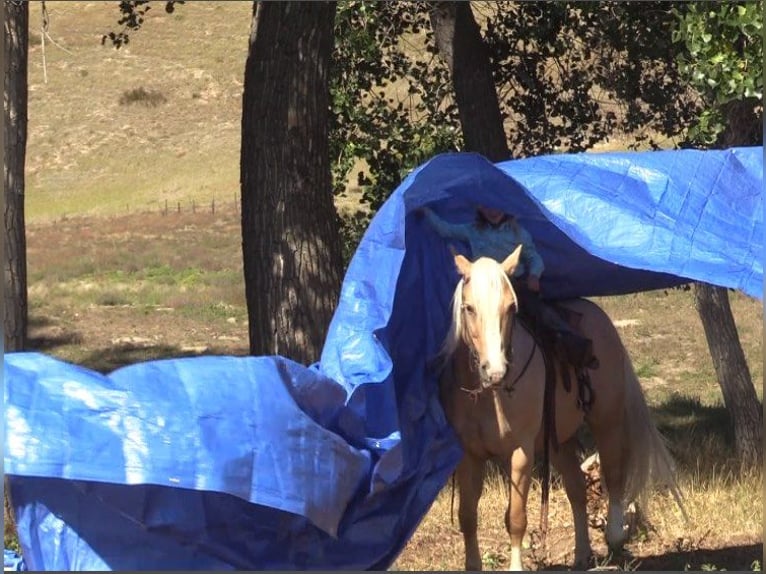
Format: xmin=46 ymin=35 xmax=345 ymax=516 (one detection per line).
xmin=392 ymin=464 xmax=762 ymax=571
xmin=23 ymin=209 xmax=763 ymax=570
xmin=25 ymin=210 xmax=249 ymax=371
xmin=26 ymin=2 xmax=251 ymax=221
xmin=18 ymin=2 xmax=763 ymax=570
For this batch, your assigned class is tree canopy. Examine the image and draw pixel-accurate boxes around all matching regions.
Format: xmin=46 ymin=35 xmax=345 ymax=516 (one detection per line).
xmin=330 ymin=2 xmax=704 ymax=252
xmin=672 ymin=0 xmax=763 ymax=145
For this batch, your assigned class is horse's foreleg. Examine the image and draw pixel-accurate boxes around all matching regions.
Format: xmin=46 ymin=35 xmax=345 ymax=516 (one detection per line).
xmin=550 ymin=438 xmax=592 ymax=569
xmin=506 ymin=443 xmax=533 ymax=571
xmin=457 ymin=453 xmax=486 ymax=571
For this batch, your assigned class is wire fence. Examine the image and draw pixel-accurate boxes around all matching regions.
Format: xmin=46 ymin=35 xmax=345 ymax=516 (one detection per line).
xmin=121 ymin=194 xmax=242 ymax=217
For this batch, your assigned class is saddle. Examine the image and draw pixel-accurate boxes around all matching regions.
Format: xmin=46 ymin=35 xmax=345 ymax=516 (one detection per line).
xmin=550 ymin=303 xmax=598 ymax=409
xmin=517 ymin=302 xmax=597 ymax=424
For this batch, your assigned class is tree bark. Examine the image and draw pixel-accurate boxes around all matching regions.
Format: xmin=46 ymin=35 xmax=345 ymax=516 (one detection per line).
xmin=692 ymin=96 xmax=763 ymax=466
xmin=240 ymin=1 xmax=343 ymax=364
xmin=694 ymin=283 xmax=762 ymax=465
xmin=429 ymin=2 xmax=510 ymax=162
xmin=4 ymin=0 xmax=28 ymax=353
xmin=4 ymin=0 xmax=29 ymax=547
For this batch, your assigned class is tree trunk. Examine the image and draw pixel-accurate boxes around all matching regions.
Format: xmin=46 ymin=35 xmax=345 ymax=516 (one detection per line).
xmin=4 ymin=0 xmax=29 ymax=547
xmin=694 ymin=283 xmax=762 ymax=465
xmin=4 ymin=0 xmax=28 ymax=353
xmin=240 ymin=1 xmax=343 ymax=364
xmin=429 ymin=2 xmax=510 ymax=162
xmin=692 ymin=97 xmax=763 ymax=466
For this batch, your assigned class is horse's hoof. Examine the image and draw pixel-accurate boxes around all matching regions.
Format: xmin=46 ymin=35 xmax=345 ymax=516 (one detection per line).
xmin=573 ymin=551 xmax=594 ymax=571
xmin=605 ymin=523 xmax=628 ymax=550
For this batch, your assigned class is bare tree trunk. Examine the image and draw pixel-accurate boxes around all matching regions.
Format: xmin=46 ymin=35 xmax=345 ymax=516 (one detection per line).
xmin=4 ymin=0 xmax=28 ymax=352
xmin=240 ymin=1 xmax=343 ymax=364
xmin=429 ymin=2 xmax=510 ymax=162
xmin=694 ymin=283 xmax=762 ymax=464
xmin=692 ymin=97 xmax=763 ymax=466
xmin=4 ymin=0 xmax=29 ymax=547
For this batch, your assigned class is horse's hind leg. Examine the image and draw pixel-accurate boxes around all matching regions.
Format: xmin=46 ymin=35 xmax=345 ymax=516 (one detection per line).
xmin=590 ymin=421 xmax=628 ymax=550
xmin=456 ymin=452 xmax=486 ymax=571
xmin=550 ymin=437 xmax=593 ymax=569
xmin=505 ymin=442 xmax=534 ymax=571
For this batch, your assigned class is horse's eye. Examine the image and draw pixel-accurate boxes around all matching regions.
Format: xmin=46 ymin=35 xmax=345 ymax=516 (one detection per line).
xmin=462 ymin=304 xmax=475 ymax=316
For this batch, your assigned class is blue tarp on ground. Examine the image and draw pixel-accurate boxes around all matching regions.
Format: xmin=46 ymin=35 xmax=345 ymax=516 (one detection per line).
xmin=4 ymin=147 xmax=762 ymax=570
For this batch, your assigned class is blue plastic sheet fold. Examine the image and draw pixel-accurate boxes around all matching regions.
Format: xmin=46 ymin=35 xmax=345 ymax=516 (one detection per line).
xmin=5 ymin=147 xmax=763 ymax=570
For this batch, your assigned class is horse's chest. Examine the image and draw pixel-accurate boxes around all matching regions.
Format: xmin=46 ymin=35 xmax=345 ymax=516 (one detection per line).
xmin=450 ymin=396 xmax=521 ymax=457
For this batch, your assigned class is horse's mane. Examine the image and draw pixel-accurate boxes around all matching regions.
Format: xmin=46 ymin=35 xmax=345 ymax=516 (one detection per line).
xmin=436 ymin=257 xmax=518 ymax=366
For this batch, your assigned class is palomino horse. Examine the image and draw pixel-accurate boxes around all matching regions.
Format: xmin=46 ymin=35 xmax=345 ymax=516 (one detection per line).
xmin=437 ymin=246 xmax=685 ymax=571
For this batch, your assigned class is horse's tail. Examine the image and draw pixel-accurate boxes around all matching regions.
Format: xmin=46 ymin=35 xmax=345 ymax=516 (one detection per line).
xmin=620 ymin=346 xmax=688 ymax=521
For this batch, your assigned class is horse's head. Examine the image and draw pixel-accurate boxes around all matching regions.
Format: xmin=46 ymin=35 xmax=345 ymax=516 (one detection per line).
xmin=450 ymin=245 xmax=522 ymax=389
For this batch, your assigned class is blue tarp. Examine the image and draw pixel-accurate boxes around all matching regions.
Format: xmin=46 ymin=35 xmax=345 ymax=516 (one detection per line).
xmin=5 ymin=147 xmax=763 ymax=571
xmin=4 ymin=549 xmax=27 ymax=571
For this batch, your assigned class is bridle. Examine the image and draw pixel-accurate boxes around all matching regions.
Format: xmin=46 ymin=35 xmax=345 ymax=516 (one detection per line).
xmin=459 ymin=299 xmax=536 ymax=401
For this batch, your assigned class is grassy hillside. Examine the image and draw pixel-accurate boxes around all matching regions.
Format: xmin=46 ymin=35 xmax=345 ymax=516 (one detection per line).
xmin=26 ymin=1 xmax=251 ymax=221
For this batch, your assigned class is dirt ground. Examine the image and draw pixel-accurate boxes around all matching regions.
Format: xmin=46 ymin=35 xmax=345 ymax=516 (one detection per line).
xmin=21 ymin=210 xmax=764 ymax=572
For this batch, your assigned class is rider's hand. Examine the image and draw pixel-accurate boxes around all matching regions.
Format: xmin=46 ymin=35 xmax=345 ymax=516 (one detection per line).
xmin=527 ymin=274 xmax=541 ymax=292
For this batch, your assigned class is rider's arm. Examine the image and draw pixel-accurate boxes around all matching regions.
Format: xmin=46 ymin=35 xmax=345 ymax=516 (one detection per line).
xmin=422 ymin=207 xmax=472 ymax=242
xmin=517 ymin=225 xmax=545 ymax=279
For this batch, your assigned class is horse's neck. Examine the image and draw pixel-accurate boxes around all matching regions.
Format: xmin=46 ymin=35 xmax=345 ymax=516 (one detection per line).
xmin=451 ymin=342 xmax=474 ymax=383
xmin=513 ymin=320 xmax=534 ymax=348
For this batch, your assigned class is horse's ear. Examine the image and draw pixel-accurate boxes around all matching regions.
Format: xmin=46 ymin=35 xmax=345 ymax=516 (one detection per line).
xmin=453 ymin=253 xmax=472 ymax=278
xmin=502 ymin=245 xmax=523 ymax=276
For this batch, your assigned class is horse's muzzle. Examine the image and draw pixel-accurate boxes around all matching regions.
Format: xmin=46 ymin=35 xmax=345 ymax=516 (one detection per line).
xmin=480 ymin=365 xmax=507 ymax=389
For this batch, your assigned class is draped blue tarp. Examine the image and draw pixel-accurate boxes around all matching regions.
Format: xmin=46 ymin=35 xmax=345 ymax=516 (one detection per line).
xmin=5 ymin=147 xmax=763 ymax=571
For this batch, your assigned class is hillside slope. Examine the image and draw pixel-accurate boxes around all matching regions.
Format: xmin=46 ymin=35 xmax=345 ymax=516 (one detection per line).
xmin=26 ymin=1 xmax=251 ymax=221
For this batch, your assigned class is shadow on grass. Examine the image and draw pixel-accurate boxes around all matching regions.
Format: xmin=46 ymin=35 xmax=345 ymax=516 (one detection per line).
xmin=77 ymin=343 xmax=249 ymax=374
xmin=26 ymin=315 xmax=85 ymax=350
xmin=629 ymin=540 xmax=762 ymax=571
xmin=25 ymin=332 xmax=248 ymax=374
xmin=649 ymin=393 xmax=761 ymax=479
xmin=542 ymin=540 xmax=762 ymax=571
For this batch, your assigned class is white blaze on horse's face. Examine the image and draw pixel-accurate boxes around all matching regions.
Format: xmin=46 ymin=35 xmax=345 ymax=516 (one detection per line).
xmin=455 ymin=246 xmax=521 ymax=388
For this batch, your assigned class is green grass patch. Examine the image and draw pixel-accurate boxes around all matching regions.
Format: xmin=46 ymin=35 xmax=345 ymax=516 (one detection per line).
xmin=635 ymin=357 xmax=660 ymax=379
xmin=175 ymin=301 xmax=243 ymax=322
xmin=126 ymin=265 xmax=204 ymax=286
